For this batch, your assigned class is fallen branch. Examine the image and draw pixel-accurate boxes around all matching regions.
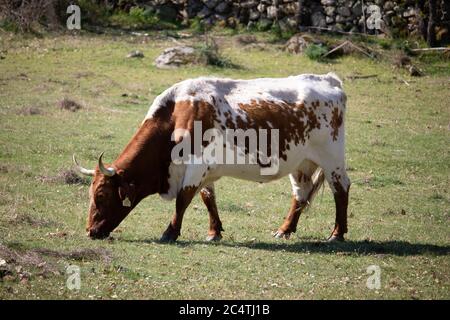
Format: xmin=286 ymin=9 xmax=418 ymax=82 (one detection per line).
xmin=346 ymin=74 xmax=378 ymax=80
xmin=411 ymin=47 xmax=449 ymax=52
xmin=303 ymin=26 xmax=377 ymax=37
xmin=322 ymin=40 xmax=375 ymax=59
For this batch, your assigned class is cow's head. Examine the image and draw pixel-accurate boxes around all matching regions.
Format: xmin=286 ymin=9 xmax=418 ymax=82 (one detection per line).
xmin=73 ymin=153 xmax=136 ymax=239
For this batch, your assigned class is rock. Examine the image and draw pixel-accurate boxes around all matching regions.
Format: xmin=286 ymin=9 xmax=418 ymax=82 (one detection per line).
xmin=257 ymin=3 xmax=266 ymax=13
xmin=351 ymin=2 xmax=362 ymax=16
xmin=383 ymin=1 xmax=394 ymax=11
xmin=284 ymin=34 xmax=318 ymax=54
xmin=215 ymin=2 xmax=231 ymax=14
xmin=403 ymin=7 xmax=417 ymax=18
xmin=324 ymin=6 xmax=336 ymax=16
xmin=311 ymin=11 xmax=327 ymax=28
xmin=332 ymin=23 xmax=345 ymax=32
xmin=258 ymin=18 xmax=273 ymax=30
xmin=336 ymin=6 xmax=351 ymax=17
xmin=335 ymin=15 xmax=346 ymax=23
xmin=204 ymin=0 xmax=220 ymax=10
xmin=156 ymin=4 xmax=178 ymax=21
xmin=326 ymin=16 xmax=335 ymax=24
xmin=227 ymin=17 xmax=238 ymax=28
xmin=249 ymin=9 xmax=260 ymax=20
xmin=197 ymin=6 xmax=212 ymax=19
xmin=321 ymin=0 xmax=336 ymax=5
xmin=267 ymin=6 xmax=278 ymax=19
xmin=285 ymin=16 xmax=298 ymax=29
xmin=126 ymin=50 xmax=144 ymax=58
xmin=241 ymin=1 xmax=258 ymax=9
xmin=154 ymin=46 xmax=197 ymax=69
xmin=281 ymin=2 xmax=300 ymax=15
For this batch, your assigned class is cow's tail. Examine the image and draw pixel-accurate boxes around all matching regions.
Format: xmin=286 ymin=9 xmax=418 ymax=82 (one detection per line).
xmin=305 ymin=168 xmax=325 ymax=208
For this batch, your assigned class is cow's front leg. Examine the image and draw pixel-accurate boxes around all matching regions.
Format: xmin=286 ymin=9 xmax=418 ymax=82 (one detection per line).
xmin=160 ymin=186 xmax=198 ymax=242
xmin=200 ymin=184 xmax=224 ymax=241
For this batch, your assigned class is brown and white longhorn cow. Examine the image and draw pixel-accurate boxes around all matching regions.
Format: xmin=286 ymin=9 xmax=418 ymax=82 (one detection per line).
xmin=74 ymin=73 xmax=350 ymax=242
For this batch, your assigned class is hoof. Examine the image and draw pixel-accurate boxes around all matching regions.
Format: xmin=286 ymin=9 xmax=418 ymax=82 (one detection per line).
xmin=272 ymin=230 xmax=291 ymax=240
xmin=327 ymin=234 xmax=345 ymax=242
xmin=206 ymin=234 xmax=222 ymax=242
xmin=160 ymin=232 xmax=178 ymax=243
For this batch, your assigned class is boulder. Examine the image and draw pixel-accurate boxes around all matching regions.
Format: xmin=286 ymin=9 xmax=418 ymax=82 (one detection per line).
xmin=215 ymin=2 xmax=231 ymax=14
xmin=204 ymin=0 xmax=220 ymax=10
xmin=383 ymin=1 xmax=394 ymax=11
xmin=311 ymin=11 xmax=327 ymax=28
xmin=267 ymin=6 xmax=278 ymax=19
xmin=258 ymin=18 xmax=273 ymax=31
xmin=197 ymin=7 xmax=212 ymax=19
xmin=325 ymin=6 xmax=336 ymax=16
xmin=336 ymin=6 xmax=351 ymax=17
xmin=249 ymin=9 xmax=260 ymax=20
xmin=126 ymin=50 xmax=144 ymax=58
xmin=284 ymin=34 xmax=324 ymax=54
xmin=154 ymin=46 xmax=197 ymax=69
xmin=351 ymin=2 xmax=362 ymax=16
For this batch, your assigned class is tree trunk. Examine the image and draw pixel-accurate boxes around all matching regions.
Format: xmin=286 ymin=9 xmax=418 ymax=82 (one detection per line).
xmin=427 ymin=0 xmax=437 ymax=47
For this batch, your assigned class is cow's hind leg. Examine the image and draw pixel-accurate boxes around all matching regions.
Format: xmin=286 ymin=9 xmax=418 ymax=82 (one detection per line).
xmin=316 ymin=163 xmax=350 ymax=242
xmin=200 ymin=183 xmax=224 ymax=241
xmin=273 ymin=160 xmax=321 ymax=239
xmin=325 ymin=166 xmax=350 ymax=242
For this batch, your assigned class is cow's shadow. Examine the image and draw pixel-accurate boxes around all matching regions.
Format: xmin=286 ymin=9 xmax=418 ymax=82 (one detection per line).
xmin=121 ymin=237 xmax=450 ymax=256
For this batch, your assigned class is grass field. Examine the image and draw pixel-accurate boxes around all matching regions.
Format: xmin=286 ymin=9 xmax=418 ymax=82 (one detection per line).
xmin=0 ymin=29 xmax=449 ymax=299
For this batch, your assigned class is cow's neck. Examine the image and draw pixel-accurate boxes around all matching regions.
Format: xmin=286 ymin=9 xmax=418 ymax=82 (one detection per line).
xmin=113 ymin=118 xmax=173 ymax=199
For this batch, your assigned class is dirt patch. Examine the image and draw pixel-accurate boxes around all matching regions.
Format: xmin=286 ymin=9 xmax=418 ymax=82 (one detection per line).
xmin=59 ymin=169 xmax=89 ymax=185
xmin=0 ymin=243 xmax=112 ymax=282
xmin=234 ymin=35 xmax=258 ymax=46
xmin=0 ymin=244 xmax=59 ymax=281
xmin=74 ymin=71 xmax=95 ymax=79
xmin=38 ymin=169 xmax=90 ymax=185
xmin=6 ymin=212 xmax=56 ymax=228
xmin=34 ymin=247 xmax=112 ymax=263
xmin=0 ymin=164 xmax=8 ymax=173
xmin=16 ymin=106 xmax=43 ymax=116
xmin=58 ymin=97 xmax=82 ymax=112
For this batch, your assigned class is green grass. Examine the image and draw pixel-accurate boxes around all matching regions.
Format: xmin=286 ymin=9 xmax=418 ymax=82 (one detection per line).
xmin=0 ymin=30 xmax=449 ymax=299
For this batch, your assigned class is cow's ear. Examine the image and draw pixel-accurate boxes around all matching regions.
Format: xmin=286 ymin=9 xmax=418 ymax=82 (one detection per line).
xmin=118 ymin=182 xmax=136 ymax=208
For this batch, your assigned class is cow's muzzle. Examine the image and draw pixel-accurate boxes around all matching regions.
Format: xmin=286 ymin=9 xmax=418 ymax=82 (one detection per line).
xmin=87 ymin=228 xmax=110 ymax=240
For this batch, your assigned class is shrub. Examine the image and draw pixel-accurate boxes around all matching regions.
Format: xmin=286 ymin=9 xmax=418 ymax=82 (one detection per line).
xmin=196 ymin=36 xmax=238 ymax=68
xmin=304 ymin=44 xmax=329 ymax=61
xmin=0 ymin=0 xmax=52 ymax=32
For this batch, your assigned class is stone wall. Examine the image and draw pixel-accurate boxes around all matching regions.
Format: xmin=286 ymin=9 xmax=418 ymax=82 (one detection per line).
xmin=140 ymin=0 xmax=449 ymax=38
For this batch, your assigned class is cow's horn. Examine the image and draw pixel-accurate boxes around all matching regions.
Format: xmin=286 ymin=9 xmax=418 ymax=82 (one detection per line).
xmin=73 ymin=154 xmax=95 ymax=176
xmin=98 ymin=152 xmax=116 ymax=177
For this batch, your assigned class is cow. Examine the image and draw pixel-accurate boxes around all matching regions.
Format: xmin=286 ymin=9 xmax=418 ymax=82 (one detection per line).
xmin=73 ymin=72 xmax=350 ymax=242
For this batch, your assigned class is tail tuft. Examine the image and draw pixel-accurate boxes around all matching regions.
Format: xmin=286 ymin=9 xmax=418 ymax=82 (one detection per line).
xmin=304 ymin=168 xmax=325 ymax=209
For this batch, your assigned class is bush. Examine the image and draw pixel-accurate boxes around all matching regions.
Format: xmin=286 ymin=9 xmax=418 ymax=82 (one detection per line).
xmin=0 ymin=0 xmax=52 ymax=32
xmin=196 ymin=36 xmax=238 ymax=68
xmin=190 ymin=16 xmax=208 ymax=34
xmin=304 ymin=44 xmax=329 ymax=61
